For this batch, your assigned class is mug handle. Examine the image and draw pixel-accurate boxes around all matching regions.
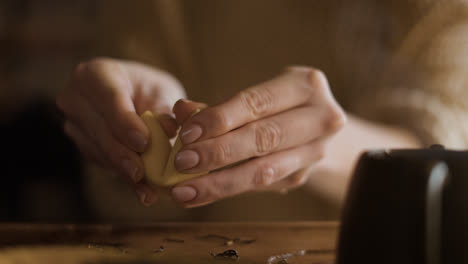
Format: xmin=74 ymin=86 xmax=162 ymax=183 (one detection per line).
xmin=426 ymin=162 xmax=450 ymax=264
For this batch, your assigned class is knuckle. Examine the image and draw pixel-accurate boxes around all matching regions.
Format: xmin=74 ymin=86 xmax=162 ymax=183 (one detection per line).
xmin=284 ymin=66 xmax=329 ymax=100
xmin=288 ymin=173 xmax=308 ymax=188
xmin=308 ymin=68 xmax=326 ymax=84
xmin=83 ymin=57 xmax=113 ymax=71
xmin=209 ymin=108 xmax=232 ymax=132
xmin=72 ymin=60 xmax=95 ymax=80
xmin=284 ymin=65 xmax=313 ymax=73
xmin=253 ymin=163 xmax=277 ymax=187
xmin=212 ymin=142 xmax=233 ymax=167
xmin=253 ymin=121 xmax=282 ymax=154
xmin=240 ymin=88 xmax=274 ymax=118
xmin=306 ymin=68 xmax=328 ymax=96
xmin=71 ymin=62 xmax=88 ymax=81
xmin=71 ymin=57 xmax=114 ymax=83
xmin=322 ymin=105 xmax=347 ymax=134
xmin=209 ymin=178 xmax=233 ymax=200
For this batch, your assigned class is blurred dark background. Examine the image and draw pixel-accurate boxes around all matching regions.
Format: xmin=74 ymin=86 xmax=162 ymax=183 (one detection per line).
xmin=0 ymin=0 xmax=98 ymax=222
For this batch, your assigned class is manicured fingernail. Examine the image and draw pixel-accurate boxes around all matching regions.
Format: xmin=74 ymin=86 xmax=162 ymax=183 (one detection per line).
xmin=135 ymin=188 xmax=147 ymax=205
xmin=159 ymin=113 xmax=174 ymax=121
xmin=172 ymin=186 xmax=197 ymax=203
xmin=128 ymin=130 xmax=148 ymax=152
xmin=122 ymin=159 xmax=140 ymax=182
xmin=181 ymin=125 xmax=202 ymax=144
xmin=175 ymin=150 xmax=199 ymax=171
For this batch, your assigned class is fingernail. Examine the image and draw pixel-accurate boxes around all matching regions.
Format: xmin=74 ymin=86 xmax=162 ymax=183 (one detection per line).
xmin=180 ymin=124 xmax=202 ymax=144
xmin=135 ymin=188 xmax=147 ymax=205
xmin=128 ymin=130 xmax=148 ymax=152
xmin=159 ymin=113 xmax=174 ymax=121
xmin=172 ymin=186 xmax=197 ymax=203
xmin=122 ymin=159 xmax=140 ymax=182
xmin=175 ymin=150 xmax=200 ymax=171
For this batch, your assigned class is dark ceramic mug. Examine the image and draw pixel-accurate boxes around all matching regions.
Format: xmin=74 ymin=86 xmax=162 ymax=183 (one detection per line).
xmin=336 ymin=146 xmax=468 ymax=264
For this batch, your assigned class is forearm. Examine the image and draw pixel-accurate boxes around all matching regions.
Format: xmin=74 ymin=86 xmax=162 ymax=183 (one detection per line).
xmin=305 ymin=114 xmax=422 ymax=205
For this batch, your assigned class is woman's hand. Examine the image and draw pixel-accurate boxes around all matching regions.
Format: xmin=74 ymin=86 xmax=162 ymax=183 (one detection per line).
xmin=170 ymin=67 xmax=347 ymax=207
xmin=57 ymin=58 xmax=185 ymax=206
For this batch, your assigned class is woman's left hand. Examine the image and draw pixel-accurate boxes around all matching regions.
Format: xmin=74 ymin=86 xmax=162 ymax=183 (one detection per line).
xmin=170 ymin=67 xmax=347 ymax=207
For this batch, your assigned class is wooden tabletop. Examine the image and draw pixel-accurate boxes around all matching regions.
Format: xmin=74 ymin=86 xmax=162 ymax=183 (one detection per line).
xmin=0 ymin=222 xmax=338 ymax=264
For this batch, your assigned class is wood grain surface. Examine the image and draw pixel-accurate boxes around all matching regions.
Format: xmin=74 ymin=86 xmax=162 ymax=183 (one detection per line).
xmin=0 ymin=222 xmax=338 ymax=264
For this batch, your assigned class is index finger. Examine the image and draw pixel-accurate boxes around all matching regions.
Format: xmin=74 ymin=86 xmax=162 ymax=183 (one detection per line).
xmin=179 ymin=67 xmax=329 ymax=145
xmin=72 ymin=59 xmax=150 ymax=153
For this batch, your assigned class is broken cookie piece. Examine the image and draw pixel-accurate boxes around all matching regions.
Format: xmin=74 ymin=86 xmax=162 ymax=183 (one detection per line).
xmin=140 ymin=111 xmax=172 ymax=186
xmin=140 ymin=111 xmax=207 ymax=187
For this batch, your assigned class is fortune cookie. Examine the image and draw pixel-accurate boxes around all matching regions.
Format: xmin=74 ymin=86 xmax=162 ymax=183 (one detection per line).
xmin=140 ymin=111 xmax=207 ymax=187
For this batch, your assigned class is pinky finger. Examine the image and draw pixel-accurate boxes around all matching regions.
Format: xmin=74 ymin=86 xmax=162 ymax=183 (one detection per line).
xmin=260 ymin=166 xmax=315 ymax=194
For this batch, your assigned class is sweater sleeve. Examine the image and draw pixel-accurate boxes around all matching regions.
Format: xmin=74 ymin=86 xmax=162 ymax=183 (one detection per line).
xmin=358 ymin=1 xmax=468 ymax=149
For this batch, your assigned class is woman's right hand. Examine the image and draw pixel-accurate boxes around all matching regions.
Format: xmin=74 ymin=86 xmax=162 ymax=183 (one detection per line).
xmin=56 ymin=58 xmax=186 ymax=206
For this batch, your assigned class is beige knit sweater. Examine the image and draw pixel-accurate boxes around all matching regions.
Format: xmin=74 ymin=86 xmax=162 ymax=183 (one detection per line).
xmin=82 ymin=0 xmax=468 ymax=221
